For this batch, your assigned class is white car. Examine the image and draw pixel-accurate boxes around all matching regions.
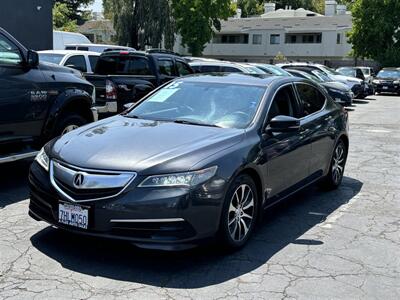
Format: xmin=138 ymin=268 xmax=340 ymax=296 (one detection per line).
xmin=38 ymin=50 xmax=100 ymax=74
xmin=189 ymin=61 xmax=266 ymax=74
xmin=64 ymin=43 xmax=136 ymax=53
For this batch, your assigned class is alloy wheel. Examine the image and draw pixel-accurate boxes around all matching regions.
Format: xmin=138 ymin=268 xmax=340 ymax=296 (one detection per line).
xmin=332 ymin=143 xmax=345 ymax=184
xmin=61 ymin=125 xmax=79 ymax=135
xmin=227 ymin=184 xmax=255 ymax=242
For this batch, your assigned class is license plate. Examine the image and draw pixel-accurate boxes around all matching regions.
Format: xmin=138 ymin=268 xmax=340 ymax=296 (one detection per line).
xmin=58 ymin=202 xmax=89 ymax=229
xmin=383 ymin=86 xmax=388 ymax=90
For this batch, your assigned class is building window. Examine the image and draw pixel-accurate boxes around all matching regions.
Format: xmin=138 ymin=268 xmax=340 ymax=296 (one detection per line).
xmin=270 ymin=34 xmax=280 ymax=44
xmin=337 ymin=33 xmax=341 ymax=44
xmin=213 ymin=34 xmax=249 ymax=44
xmin=252 ymin=34 xmax=262 ymax=45
xmin=285 ymin=33 xmax=322 ymax=44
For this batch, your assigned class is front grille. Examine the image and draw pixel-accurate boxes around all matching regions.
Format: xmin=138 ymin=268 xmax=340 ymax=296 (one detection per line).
xmin=50 ymin=160 xmax=136 ymax=202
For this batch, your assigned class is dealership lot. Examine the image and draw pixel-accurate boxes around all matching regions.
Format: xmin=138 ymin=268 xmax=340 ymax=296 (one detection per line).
xmin=0 ymin=95 xmax=399 ymax=299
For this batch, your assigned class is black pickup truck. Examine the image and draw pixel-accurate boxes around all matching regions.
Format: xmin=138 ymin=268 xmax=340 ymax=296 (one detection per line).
xmin=0 ymin=28 xmax=97 ymax=164
xmin=85 ymin=50 xmax=193 ymax=117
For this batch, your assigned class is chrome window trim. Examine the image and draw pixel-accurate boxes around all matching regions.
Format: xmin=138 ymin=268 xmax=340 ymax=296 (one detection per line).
xmin=50 ymin=160 xmax=137 ymax=203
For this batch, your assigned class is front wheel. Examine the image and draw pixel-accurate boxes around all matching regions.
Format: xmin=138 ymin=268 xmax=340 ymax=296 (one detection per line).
xmin=321 ymin=140 xmax=347 ymax=190
xmin=54 ymin=113 xmax=88 ymax=137
xmin=219 ymin=174 xmax=259 ymax=249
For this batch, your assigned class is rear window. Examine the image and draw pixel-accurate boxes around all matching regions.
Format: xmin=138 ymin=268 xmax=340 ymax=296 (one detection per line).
xmin=95 ymin=55 xmax=152 ymax=75
xmin=89 ymin=55 xmax=99 ymax=71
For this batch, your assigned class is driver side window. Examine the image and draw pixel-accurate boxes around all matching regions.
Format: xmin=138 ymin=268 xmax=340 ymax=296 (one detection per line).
xmin=0 ymin=34 xmax=22 ymax=66
xmin=267 ymin=85 xmax=298 ymax=121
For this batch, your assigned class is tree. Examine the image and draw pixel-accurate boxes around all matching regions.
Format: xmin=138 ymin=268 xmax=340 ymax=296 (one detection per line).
xmin=107 ymin=0 xmax=175 ymax=50
xmin=55 ymin=0 xmax=94 ymax=25
xmin=348 ymin=0 xmax=400 ymax=66
xmin=53 ymin=2 xmax=78 ymax=32
xmin=171 ymin=0 xmax=232 ymax=56
xmin=234 ymin=0 xmax=264 ymax=18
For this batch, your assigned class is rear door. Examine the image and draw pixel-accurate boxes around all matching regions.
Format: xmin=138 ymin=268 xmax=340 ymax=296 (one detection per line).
xmin=0 ymin=32 xmax=46 ymax=142
xmin=295 ymin=82 xmax=335 ymax=178
xmin=64 ymin=55 xmax=87 ymax=73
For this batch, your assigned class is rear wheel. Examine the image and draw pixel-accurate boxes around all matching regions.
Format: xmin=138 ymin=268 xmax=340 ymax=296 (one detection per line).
xmin=219 ymin=174 xmax=259 ymax=249
xmin=321 ymin=140 xmax=347 ymax=190
xmin=54 ymin=113 xmax=88 ymax=137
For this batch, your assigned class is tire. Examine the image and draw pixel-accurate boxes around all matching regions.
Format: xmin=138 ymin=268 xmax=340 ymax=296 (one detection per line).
xmin=357 ymin=94 xmax=366 ymax=99
xmin=219 ymin=174 xmax=259 ymax=249
xmin=53 ymin=113 xmax=88 ymax=137
xmin=320 ymin=139 xmax=347 ymax=190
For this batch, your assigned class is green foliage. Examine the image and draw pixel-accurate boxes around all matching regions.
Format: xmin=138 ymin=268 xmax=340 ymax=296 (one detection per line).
xmin=171 ymin=0 xmax=232 ymax=56
xmin=53 ymin=2 xmax=78 ymax=32
xmin=235 ymin=0 xmax=264 ymax=18
xmin=55 ymin=0 xmax=94 ymax=25
xmin=107 ymin=0 xmax=175 ymax=50
xmin=348 ymin=0 xmax=400 ymax=66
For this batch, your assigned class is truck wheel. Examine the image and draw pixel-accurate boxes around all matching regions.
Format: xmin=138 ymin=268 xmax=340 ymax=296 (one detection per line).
xmin=54 ymin=113 xmax=88 ymax=137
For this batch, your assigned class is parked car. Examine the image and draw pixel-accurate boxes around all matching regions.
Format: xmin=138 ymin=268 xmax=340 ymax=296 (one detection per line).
xmin=279 ymin=63 xmax=369 ymax=99
xmin=28 ymin=73 xmax=349 ymax=250
xmin=53 ymin=31 xmax=91 ymax=50
xmin=373 ymin=68 xmax=400 ymax=95
xmin=250 ymin=63 xmax=292 ymax=76
xmin=85 ymin=50 xmax=193 ymax=118
xmin=0 ymin=27 xmax=97 ymax=164
xmin=190 ymin=61 xmax=266 ymax=74
xmin=336 ymin=66 xmax=375 ymax=95
xmin=38 ymin=50 xmax=100 ymax=74
xmin=287 ymin=69 xmax=353 ymax=106
xmin=65 ymin=43 xmax=136 ymax=53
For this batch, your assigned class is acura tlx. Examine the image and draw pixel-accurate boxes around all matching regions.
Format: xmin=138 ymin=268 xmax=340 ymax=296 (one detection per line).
xmin=29 ymin=73 xmax=349 ymax=251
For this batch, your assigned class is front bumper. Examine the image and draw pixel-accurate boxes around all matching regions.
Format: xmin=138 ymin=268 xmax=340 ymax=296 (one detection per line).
xmin=28 ymin=161 xmax=226 ymax=250
xmin=374 ymin=83 xmax=400 ymax=94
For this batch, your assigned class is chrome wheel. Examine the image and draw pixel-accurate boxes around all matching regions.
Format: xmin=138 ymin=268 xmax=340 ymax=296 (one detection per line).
xmin=61 ymin=124 xmax=79 ymax=135
xmin=227 ymin=184 xmax=255 ymax=242
xmin=332 ymin=143 xmax=345 ymax=184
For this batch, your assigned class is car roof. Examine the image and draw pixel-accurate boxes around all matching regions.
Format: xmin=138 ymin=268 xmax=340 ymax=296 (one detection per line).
xmin=189 ymin=61 xmax=244 ymax=67
xmin=175 ymin=73 xmax=295 ymax=87
xmin=38 ymin=50 xmax=100 ymax=56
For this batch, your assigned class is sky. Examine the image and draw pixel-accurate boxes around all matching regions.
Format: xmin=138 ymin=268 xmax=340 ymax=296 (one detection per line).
xmin=89 ymin=0 xmax=103 ymax=13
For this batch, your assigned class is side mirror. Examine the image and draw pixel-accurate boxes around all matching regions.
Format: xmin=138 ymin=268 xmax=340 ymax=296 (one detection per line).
xmin=123 ymin=102 xmax=135 ymax=110
xmin=266 ymin=115 xmax=300 ymax=133
xmin=27 ymin=50 xmax=39 ymax=67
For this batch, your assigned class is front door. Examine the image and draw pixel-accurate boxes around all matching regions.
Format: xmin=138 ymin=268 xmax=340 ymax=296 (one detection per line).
xmin=0 ymin=32 xmax=46 ymax=143
xmin=261 ymin=84 xmax=311 ymax=201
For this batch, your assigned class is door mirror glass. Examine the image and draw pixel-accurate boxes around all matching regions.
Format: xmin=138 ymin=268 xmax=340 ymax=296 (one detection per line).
xmin=27 ymin=50 xmax=39 ymax=67
xmin=266 ymin=115 xmax=300 ymax=133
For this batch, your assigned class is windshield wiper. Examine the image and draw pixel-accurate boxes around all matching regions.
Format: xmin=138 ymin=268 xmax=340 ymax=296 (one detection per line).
xmin=173 ymin=119 xmax=221 ymax=128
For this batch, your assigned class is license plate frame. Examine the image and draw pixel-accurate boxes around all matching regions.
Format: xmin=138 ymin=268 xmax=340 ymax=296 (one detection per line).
xmin=58 ymin=202 xmax=89 ymax=230
xmin=382 ymin=86 xmax=389 ymax=90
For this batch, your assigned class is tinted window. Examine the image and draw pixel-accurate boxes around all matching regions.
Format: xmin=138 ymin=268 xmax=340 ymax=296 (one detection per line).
xmin=0 ymin=34 xmax=22 ymax=65
xmin=128 ymin=81 xmax=266 ymax=129
xmin=65 ymin=46 xmax=76 ymax=50
xmin=296 ymin=84 xmax=326 ymax=117
xmin=268 ymin=86 xmax=297 ymax=121
xmin=64 ymin=55 xmax=87 ymax=72
xmin=176 ymin=61 xmax=192 ymax=76
xmin=88 ymin=55 xmax=99 ymax=71
xmin=220 ymin=66 xmax=241 ymax=73
xmin=77 ymin=47 xmax=89 ymax=51
xmin=158 ymin=59 xmax=174 ymax=76
xmin=96 ymin=56 xmax=151 ymax=75
xmin=201 ymin=65 xmax=220 ymax=73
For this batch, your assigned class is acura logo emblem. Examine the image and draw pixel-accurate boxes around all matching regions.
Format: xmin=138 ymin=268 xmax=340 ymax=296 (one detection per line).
xmin=73 ymin=173 xmax=85 ymax=188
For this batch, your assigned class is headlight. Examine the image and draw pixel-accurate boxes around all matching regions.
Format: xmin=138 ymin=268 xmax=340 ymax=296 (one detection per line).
xmin=35 ymin=147 xmax=49 ymax=171
xmin=373 ymin=79 xmax=380 ymax=84
xmin=139 ymin=166 xmax=218 ymax=188
xmin=329 ymin=88 xmax=346 ymax=95
xmin=394 ymin=80 xmax=399 ymax=85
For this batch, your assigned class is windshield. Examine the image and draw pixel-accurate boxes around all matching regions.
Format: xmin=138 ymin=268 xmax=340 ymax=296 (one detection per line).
xmin=261 ymin=65 xmax=291 ymax=76
xmin=320 ymin=65 xmax=341 ymax=76
xmin=300 ymin=71 xmax=323 ymax=83
xmin=337 ymin=68 xmax=355 ymax=77
xmin=243 ymin=66 xmax=266 ymax=74
xmin=377 ymin=70 xmax=400 ymax=78
xmin=38 ymin=53 xmax=64 ymax=65
xmin=126 ymin=81 xmax=266 ymax=129
xmin=310 ymin=70 xmax=332 ymax=82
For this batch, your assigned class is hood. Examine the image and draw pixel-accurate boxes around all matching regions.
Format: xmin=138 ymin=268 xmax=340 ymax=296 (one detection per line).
xmin=375 ymin=77 xmax=399 ymax=81
xmin=331 ymin=74 xmax=363 ymax=86
xmin=50 ymin=115 xmax=244 ymax=174
xmin=39 ymin=61 xmax=81 ymax=75
xmin=322 ymin=81 xmax=351 ymax=91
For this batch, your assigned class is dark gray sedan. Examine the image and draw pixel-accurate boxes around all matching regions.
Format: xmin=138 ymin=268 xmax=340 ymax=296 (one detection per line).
xmin=29 ymin=74 xmax=349 ymax=250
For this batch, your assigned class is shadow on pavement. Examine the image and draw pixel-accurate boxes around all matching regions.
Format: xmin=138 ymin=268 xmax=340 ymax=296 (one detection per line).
xmin=353 ymin=99 xmax=369 ymax=105
xmin=30 ymin=176 xmax=363 ymax=288
xmin=0 ymin=160 xmax=32 ymax=208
